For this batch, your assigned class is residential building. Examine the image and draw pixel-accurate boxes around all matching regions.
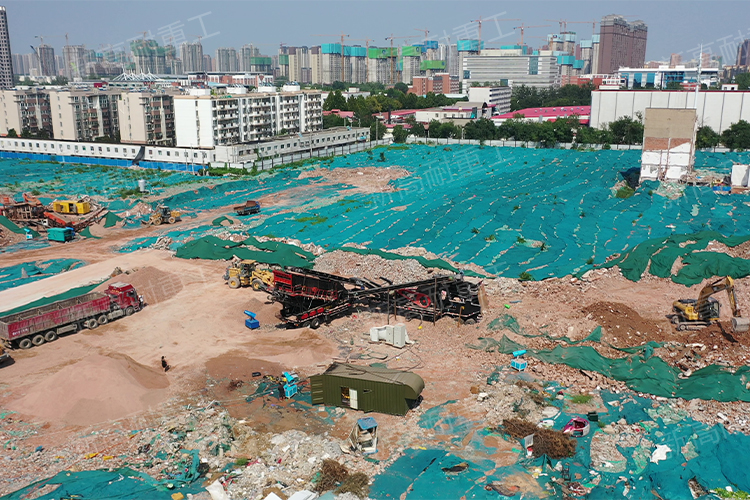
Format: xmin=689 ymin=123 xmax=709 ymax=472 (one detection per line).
xmin=288 ymin=46 xmax=311 ymax=83
xmin=131 ymin=39 xmax=167 ymax=74
xmin=315 ymin=44 xmax=367 ymax=84
xmin=0 ymin=6 xmax=12 ymax=87
xmin=173 ymin=85 xmax=322 ymax=148
xmin=467 ymin=86 xmax=512 ymax=114
xmin=737 ymin=39 xmax=750 ymax=67
xmin=47 ymin=88 xmax=120 ymax=141
xmin=414 ymin=102 xmax=491 ymax=124
xmin=670 ymin=53 xmax=682 ymax=67
xmin=11 ymin=53 xmax=23 ymax=75
xmin=409 ymin=74 xmax=459 ymax=95
xmin=366 ymin=47 xmax=399 ymax=84
xmin=36 ymin=44 xmax=56 ymax=77
xmin=0 ymin=87 xmax=52 ymax=136
xmin=461 ymin=47 xmax=559 ymax=88
xmin=180 ymin=41 xmax=203 ymax=73
xmin=117 ymin=90 xmax=176 ymax=146
xmin=216 ymin=47 xmax=239 ymax=72
xmin=239 ymin=44 xmax=260 ymax=71
xmin=597 ymin=15 xmax=648 ymax=74
xmin=62 ymin=45 xmax=86 ymax=80
xmin=202 ymin=54 xmax=212 ymax=72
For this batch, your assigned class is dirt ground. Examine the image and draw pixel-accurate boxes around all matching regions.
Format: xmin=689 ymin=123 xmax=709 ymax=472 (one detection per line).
xmin=4 ymin=204 xmax=750 ymax=495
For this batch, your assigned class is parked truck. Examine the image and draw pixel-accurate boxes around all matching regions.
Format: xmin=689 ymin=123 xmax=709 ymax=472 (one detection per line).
xmin=233 ymin=200 xmax=261 ymax=216
xmin=0 ymin=283 xmax=143 ymax=350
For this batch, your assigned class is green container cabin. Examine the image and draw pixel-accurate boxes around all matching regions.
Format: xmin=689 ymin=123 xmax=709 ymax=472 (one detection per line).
xmin=48 ymin=227 xmax=75 ymax=242
xmin=310 ymin=363 xmax=424 ymax=416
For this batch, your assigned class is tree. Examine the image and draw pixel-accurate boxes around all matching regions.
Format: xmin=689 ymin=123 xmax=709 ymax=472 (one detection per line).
xmin=323 ymin=114 xmax=346 ymax=129
xmin=665 ymin=82 xmax=683 ymax=90
xmin=608 ymin=116 xmax=644 ymax=145
xmin=323 ymin=90 xmax=347 ymax=111
xmin=721 ymin=120 xmax=750 ymax=150
xmin=392 ymin=125 xmax=409 ymax=143
xmin=696 ymin=125 xmax=721 ymax=149
xmin=463 ymin=118 xmax=498 ymax=140
xmin=370 ymin=121 xmax=385 ymax=140
xmin=20 ymin=128 xmax=32 ymax=138
xmin=737 ymin=72 xmax=750 ymax=90
xmin=405 ymin=117 xmax=426 ymax=137
xmin=7 ymin=128 xmax=17 ymax=137
xmin=393 ymin=82 xmax=409 ymax=94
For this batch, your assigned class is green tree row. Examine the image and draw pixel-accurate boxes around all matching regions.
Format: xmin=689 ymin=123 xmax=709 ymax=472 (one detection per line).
xmin=510 ymin=84 xmax=594 ymax=111
xmin=696 ymin=121 xmax=750 ymax=150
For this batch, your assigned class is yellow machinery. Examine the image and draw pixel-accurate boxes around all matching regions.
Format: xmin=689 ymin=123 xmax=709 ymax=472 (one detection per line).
xmin=53 ymin=200 xmax=91 ymax=215
xmin=224 ymin=260 xmax=274 ymax=290
xmin=672 ymin=276 xmax=750 ymax=332
xmin=149 ymin=205 xmax=181 ymax=225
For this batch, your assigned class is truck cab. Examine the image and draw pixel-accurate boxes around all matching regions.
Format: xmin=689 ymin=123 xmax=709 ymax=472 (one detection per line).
xmin=106 ymin=283 xmax=143 ymax=313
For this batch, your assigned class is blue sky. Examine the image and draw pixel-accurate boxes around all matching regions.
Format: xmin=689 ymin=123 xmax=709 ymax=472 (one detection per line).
xmin=6 ymin=1 xmax=749 ymax=63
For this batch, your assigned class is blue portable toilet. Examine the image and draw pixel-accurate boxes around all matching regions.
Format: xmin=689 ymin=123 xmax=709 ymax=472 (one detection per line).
xmin=244 ymin=310 xmax=260 ymax=330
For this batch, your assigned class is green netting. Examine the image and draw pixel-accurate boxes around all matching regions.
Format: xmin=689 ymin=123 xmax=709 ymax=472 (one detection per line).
xmin=78 ymin=227 xmax=100 ymax=239
xmin=103 ymin=211 xmax=123 ymax=228
xmin=338 ymin=247 xmax=485 ymax=278
xmin=0 ymin=259 xmax=84 ymax=292
xmin=211 ymin=215 xmax=231 ymax=226
xmin=673 ymin=251 xmax=750 ymax=286
xmin=0 ymin=283 xmax=100 ymax=316
xmin=598 ymin=231 xmax=750 ymax=284
xmin=0 ymin=215 xmax=40 ymax=237
xmin=487 ymin=314 xmax=602 ymax=344
xmin=174 ymin=235 xmax=315 ymax=268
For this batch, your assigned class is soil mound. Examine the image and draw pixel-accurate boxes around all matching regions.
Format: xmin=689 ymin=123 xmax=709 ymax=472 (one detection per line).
xmin=582 ymin=301 xmax=665 ymax=340
xmin=10 ymin=353 xmax=169 ymax=426
xmin=105 ymin=266 xmax=183 ymax=304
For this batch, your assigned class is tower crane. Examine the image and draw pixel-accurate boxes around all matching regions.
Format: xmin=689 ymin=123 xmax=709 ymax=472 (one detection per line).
xmin=384 ymin=34 xmax=413 ymax=85
xmin=545 ymin=19 xmax=569 ymax=33
xmin=513 ymin=24 xmax=551 ymax=46
xmin=350 ymin=38 xmax=374 ymax=82
xmin=312 ymin=32 xmax=350 ymax=82
xmin=471 ymin=17 xmax=520 ymax=55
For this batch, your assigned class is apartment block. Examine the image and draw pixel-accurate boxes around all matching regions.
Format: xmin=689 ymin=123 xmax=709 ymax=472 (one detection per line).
xmin=47 ymin=89 xmax=120 ymax=141
xmin=598 ymin=15 xmax=648 ymax=74
xmin=409 ymin=73 xmax=459 ymax=95
xmin=181 ymin=42 xmax=204 ymax=73
xmin=173 ymin=85 xmax=322 ymax=148
xmin=117 ymin=91 xmax=176 ymax=146
xmin=216 ymin=47 xmax=239 ymax=72
xmin=37 ymin=44 xmax=56 ymax=77
xmin=0 ymin=6 xmax=12 ymax=87
xmin=62 ymin=45 xmax=86 ymax=80
xmin=0 ymin=87 xmax=52 ymax=136
xmin=467 ymin=86 xmax=512 ymax=114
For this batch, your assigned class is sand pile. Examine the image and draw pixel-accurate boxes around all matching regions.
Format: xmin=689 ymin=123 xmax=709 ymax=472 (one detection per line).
xmin=102 ymin=266 xmax=184 ymax=304
xmin=10 ymin=353 xmax=169 ymax=426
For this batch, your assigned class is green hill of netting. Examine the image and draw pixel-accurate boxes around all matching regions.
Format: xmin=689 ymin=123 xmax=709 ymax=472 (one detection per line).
xmin=115 ymin=146 xmax=750 ymax=280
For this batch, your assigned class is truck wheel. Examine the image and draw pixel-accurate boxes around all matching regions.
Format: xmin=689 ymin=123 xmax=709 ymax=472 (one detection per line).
xmin=97 ymin=315 xmax=109 ymax=325
xmin=44 ymin=331 xmax=58 ymax=342
xmin=310 ymin=318 xmax=321 ymax=329
xmin=32 ymin=334 xmax=46 ymax=346
xmin=17 ymin=338 xmax=32 ymax=349
xmin=463 ymin=318 xmax=477 ymax=325
xmin=125 ymin=306 xmax=135 ymax=316
xmin=251 ymin=279 xmax=264 ymax=291
xmin=86 ymin=319 xmax=98 ymax=329
xmin=228 ymin=277 xmax=241 ymax=289
xmin=168 ymin=217 xmax=176 ymax=224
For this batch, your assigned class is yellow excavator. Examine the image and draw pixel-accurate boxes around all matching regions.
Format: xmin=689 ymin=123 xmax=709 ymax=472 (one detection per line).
xmin=224 ymin=260 xmax=274 ymax=290
xmin=672 ymin=276 xmax=750 ymax=332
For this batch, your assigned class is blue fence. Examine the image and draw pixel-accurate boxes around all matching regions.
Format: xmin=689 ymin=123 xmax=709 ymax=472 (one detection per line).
xmin=0 ymin=151 xmax=200 ymax=173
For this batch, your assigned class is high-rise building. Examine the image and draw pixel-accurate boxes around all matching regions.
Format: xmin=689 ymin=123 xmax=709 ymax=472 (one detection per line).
xmin=670 ymin=53 xmax=682 ymax=68
xmin=202 ymin=54 xmax=212 ymax=72
xmin=597 ymin=15 xmax=648 ymax=74
xmin=37 ymin=44 xmax=56 ymax=77
xmin=240 ymin=44 xmax=262 ymax=71
xmin=118 ymin=90 xmax=176 ymax=146
xmin=0 ymin=7 xmax=12 ymax=87
xmin=216 ymin=47 xmax=238 ymax=72
xmin=130 ymin=39 xmax=167 ymax=74
xmin=11 ymin=53 xmax=23 ymax=75
xmin=737 ymin=39 xmax=750 ymax=66
xmin=47 ymin=88 xmax=120 ymax=141
xmin=288 ymin=46 xmax=311 ymax=83
xmin=180 ymin=41 xmax=203 ymax=72
xmin=461 ymin=48 xmax=560 ymax=88
xmin=62 ymin=45 xmax=86 ymax=80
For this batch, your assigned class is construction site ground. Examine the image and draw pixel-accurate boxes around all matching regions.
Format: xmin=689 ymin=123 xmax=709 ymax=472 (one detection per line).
xmin=3 ymin=147 xmax=750 ymax=498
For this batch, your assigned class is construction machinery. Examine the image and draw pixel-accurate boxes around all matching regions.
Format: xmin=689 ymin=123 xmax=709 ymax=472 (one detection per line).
xmin=224 ymin=260 xmax=274 ymax=290
xmin=233 ymin=200 xmax=261 ymax=216
xmin=672 ymin=276 xmax=750 ymax=332
xmin=0 ymin=283 xmax=143 ymax=349
xmin=147 ymin=205 xmax=181 ymax=226
xmin=269 ymin=267 xmax=485 ymax=329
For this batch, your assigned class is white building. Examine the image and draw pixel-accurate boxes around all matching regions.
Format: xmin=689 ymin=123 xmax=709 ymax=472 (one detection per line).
xmin=467 ymin=86 xmax=512 ymax=114
xmin=461 ymin=48 xmax=560 ymax=88
xmin=117 ymin=90 xmax=176 ymax=146
xmin=590 ymin=90 xmax=750 ymax=133
xmin=174 ymin=86 xmax=322 ymax=148
xmin=47 ymin=88 xmax=120 ymax=141
xmin=617 ymin=65 xmax=720 ymax=89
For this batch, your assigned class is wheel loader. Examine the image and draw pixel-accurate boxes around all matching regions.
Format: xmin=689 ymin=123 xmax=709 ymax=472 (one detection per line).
xmin=224 ymin=260 xmax=274 ymax=290
xmin=672 ymin=276 xmax=750 ymax=332
xmin=147 ymin=205 xmax=181 ymax=226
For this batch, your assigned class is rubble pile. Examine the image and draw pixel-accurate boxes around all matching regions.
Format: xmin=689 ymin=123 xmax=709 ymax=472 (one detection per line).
xmin=314 ymin=251 xmax=434 ymax=283
xmin=151 ymin=235 xmax=173 ymax=250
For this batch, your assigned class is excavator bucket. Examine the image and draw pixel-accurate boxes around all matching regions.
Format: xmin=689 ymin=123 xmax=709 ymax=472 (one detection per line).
xmin=732 ymin=317 xmax=750 ymax=333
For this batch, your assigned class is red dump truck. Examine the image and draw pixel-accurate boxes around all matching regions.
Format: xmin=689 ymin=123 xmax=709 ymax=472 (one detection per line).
xmin=0 ymin=283 xmax=143 ymax=349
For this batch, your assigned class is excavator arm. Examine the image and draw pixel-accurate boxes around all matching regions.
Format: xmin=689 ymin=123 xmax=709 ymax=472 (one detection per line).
xmin=696 ymin=277 xmax=741 ymax=318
